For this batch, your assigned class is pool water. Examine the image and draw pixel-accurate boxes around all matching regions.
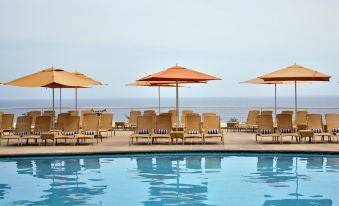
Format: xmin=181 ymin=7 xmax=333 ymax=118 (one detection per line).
xmin=0 ymin=153 xmax=338 ymax=206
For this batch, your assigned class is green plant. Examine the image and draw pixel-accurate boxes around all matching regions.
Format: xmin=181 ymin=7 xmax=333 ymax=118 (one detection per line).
xmin=91 ymin=108 xmax=107 ymax=115
xmin=228 ymin=117 xmax=238 ymax=122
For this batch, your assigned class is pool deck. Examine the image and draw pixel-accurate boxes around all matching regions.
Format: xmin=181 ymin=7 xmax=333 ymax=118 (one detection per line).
xmin=0 ymin=131 xmax=339 ymax=157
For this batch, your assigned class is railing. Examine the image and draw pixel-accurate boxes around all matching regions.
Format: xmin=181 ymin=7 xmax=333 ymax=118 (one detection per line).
xmin=1 ymin=106 xmax=339 ymax=122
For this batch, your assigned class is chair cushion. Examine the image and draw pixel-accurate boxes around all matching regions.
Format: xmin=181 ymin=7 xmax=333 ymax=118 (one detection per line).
xmin=207 ymin=129 xmax=218 ymax=134
xmin=84 ymin=131 xmax=96 ymax=135
xmin=64 ymin=131 xmax=77 ymax=136
xmin=34 ymin=132 xmax=42 ymax=135
xmin=155 ymin=129 xmax=168 ymax=134
xmin=137 ymin=130 xmax=149 ymax=134
xmin=188 ymin=130 xmax=200 ymax=134
xmin=15 ymin=132 xmax=29 ymax=136
xmin=261 ymin=129 xmax=272 ymax=134
xmin=281 ymin=129 xmax=291 ymax=134
xmin=332 ymin=128 xmax=339 ymax=133
xmin=312 ymin=128 xmax=322 ymax=133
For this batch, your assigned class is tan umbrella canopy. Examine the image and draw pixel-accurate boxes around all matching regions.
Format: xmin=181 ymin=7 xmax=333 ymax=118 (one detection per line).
xmin=259 ymin=64 xmax=331 ymax=114
xmin=241 ymin=78 xmax=308 ymax=116
xmin=127 ymin=81 xmax=187 ymax=114
xmin=138 ymin=65 xmax=221 ymax=130
xmin=6 ymin=66 xmax=94 ymax=116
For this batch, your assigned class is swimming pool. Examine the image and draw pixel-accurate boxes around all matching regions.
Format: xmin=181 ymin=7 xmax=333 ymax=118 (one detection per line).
xmin=0 ymin=153 xmax=337 ymax=206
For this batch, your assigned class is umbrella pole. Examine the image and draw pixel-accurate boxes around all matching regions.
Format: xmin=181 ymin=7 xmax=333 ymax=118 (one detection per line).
xmin=158 ymin=86 xmax=161 ymax=115
xmin=52 ymin=88 xmax=55 ymax=128
xmin=75 ymin=88 xmax=78 ymax=112
xmin=294 ymin=80 xmax=297 ymax=116
xmin=176 ymin=81 xmax=179 ymax=131
xmin=274 ymin=84 xmax=277 ymax=118
xmin=59 ymin=88 xmax=62 ymax=113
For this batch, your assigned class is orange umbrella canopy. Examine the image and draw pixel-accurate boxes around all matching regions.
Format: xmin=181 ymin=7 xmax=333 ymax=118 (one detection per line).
xmin=138 ymin=65 xmax=221 ymax=82
xmin=127 ymin=81 xmax=187 ymax=87
xmin=241 ymin=78 xmax=309 ymax=85
xmin=6 ymin=67 xmax=93 ymax=88
xmin=259 ymin=64 xmax=331 ymax=81
xmin=73 ymin=71 xmax=103 ymax=85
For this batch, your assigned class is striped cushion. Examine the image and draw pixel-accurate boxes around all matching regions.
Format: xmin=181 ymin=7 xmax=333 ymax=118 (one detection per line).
xmin=34 ymin=132 xmax=42 ymax=135
xmin=15 ymin=132 xmax=28 ymax=136
xmin=261 ymin=129 xmax=272 ymax=134
xmin=281 ymin=129 xmax=291 ymax=134
xmin=137 ymin=130 xmax=149 ymax=134
xmin=188 ymin=130 xmax=199 ymax=134
xmin=64 ymin=131 xmax=76 ymax=136
xmin=155 ymin=129 xmax=168 ymax=134
xmin=84 ymin=131 xmax=96 ymax=135
xmin=312 ymin=128 xmax=322 ymax=133
xmin=332 ymin=128 xmax=339 ymax=133
xmin=207 ymin=129 xmax=218 ymax=134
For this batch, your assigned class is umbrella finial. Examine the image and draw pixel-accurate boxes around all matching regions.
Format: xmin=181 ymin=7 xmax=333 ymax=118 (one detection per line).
xmin=176 ymin=63 xmax=178 ymax=66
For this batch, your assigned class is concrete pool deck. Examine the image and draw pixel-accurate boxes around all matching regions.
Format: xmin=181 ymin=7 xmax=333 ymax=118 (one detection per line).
xmin=0 ymin=131 xmax=339 ymax=157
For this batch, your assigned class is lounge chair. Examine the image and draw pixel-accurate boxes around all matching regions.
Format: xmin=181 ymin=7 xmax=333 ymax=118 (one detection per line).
xmin=130 ymin=115 xmax=154 ymax=144
xmin=22 ymin=116 xmax=51 ymax=145
xmin=98 ymin=113 xmax=114 ymax=137
xmin=239 ymin=110 xmax=260 ymax=132
xmin=68 ymin=110 xmax=79 ymax=116
xmin=151 ymin=114 xmax=172 ymax=144
xmin=54 ymin=116 xmax=80 ymax=145
xmin=0 ymin=114 xmax=14 ymax=135
xmin=282 ymin=111 xmax=293 ymax=116
xmin=261 ymin=111 xmax=273 ymax=116
xmin=276 ymin=114 xmax=299 ymax=144
xmin=75 ymin=113 xmax=99 ymax=145
xmin=295 ymin=111 xmax=308 ymax=129
xmin=203 ymin=115 xmax=224 ymax=144
xmin=54 ymin=113 xmax=70 ymax=133
xmin=143 ymin=112 xmax=156 ymax=129
xmin=183 ymin=114 xmax=203 ymax=144
xmin=144 ymin=110 xmax=156 ymax=115
xmin=127 ymin=111 xmax=141 ymax=130
xmin=255 ymin=115 xmax=279 ymax=144
xmin=306 ymin=114 xmax=331 ymax=143
xmin=42 ymin=110 xmax=55 ymax=117
xmin=27 ymin=111 xmax=41 ymax=128
xmin=181 ymin=110 xmax=193 ymax=127
xmin=1 ymin=116 xmax=32 ymax=146
xmin=168 ymin=110 xmax=177 ymax=128
xmin=325 ymin=114 xmax=339 ymax=143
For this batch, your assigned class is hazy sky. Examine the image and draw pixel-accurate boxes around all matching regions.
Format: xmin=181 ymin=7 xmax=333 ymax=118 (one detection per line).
xmin=0 ymin=0 xmax=338 ymax=99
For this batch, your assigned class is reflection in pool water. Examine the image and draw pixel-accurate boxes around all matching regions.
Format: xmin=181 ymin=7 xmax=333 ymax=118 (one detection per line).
xmin=0 ymin=153 xmax=338 ymax=206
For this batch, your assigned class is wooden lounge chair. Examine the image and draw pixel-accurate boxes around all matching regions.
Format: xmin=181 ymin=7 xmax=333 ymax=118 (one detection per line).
xmin=151 ymin=114 xmax=172 ymax=144
xmin=261 ymin=111 xmax=273 ymax=116
xmin=1 ymin=116 xmax=32 ymax=146
xmin=144 ymin=110 xmax=156 ymax=115
xmin=168 ymin=110 xmax=177 ymax=128
xmin=203 ymin=115 xmax=224 ymax=144
xmin=127 ymin=111 xmax=141 ymax=130
xmin=43 ymin=110 xmax=55 ymax=117
xmin=181 ymin=110 xmax=193 ymax=127
xmin=22 ymin=116 xmax=51 ymax=145
xmin=130 ymin=115 xmax=154 ymax=145
xmin=295 ymin=111 xmax=308 ymax=129
xmin=68 ymin=110 xmax=79 ymax=116
xmin=183 ymin=114 xmax=203 ymax=144
xmin=54 ymin=116 xmax=80 ymax=145
xmin=75 ymin=113 xmax=99 ymax=145
xmin=239 ymin=110 xmax=260 ymax=132
xmin=28 ymin=111 xmax=41 ymax=128
xmin=256 ymin=115 xmax=279 ymax=144
xmin=276 ymin=114 xmax=299 ymax=144
xmin=54 ymin=113 xmax=69 ymax=133
xmin=98 ymin=113 xmax=114 ymax=137
xmin=282 ymin=111 xmax=293 ymax=116
xmin=0 ymin=114 xmax=14 ymax=135
xmin=325 ymin=114 xmax=339 ymax=143
xmin=307 ymin=114 xmax=332 ymax=143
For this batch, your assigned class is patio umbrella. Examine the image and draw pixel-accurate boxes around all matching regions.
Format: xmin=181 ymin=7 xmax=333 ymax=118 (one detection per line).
xmin=259 ymin=64 xmax=331 ymax=115
xmin=126 ymin=81 xmax=187 ymax=114
xmin=138 ymin=65 xmax=221 ymax=130
xmin=240 ymin=78 xmax=308 ymax=117
xmin=6 ymin=67 xmax=93 ymax=121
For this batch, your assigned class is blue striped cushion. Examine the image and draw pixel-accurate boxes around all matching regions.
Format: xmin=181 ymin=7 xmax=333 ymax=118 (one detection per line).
xmin=155 ymin=129 xmax=168 ymax=134
xmin=188 ymin=130 xmax=199 ymax=134
xmin=207 ymin=129 xmax=218 ymax=134
xmin=312 ymin=128 xmax=322 ymax=133
xmin=261 ymin=129 xmax=272 ymax=134
xmin=281 ymin=129 xmax=291 ymax=134
xmin=137 ymin=130 xmax=149 ymax=134
xmin=15 ymin=132 xmax=28 ymax=136
xmin=64 ymin=131 xmax=76 ymax=136
xmin=332 ymin=128 xmax=339 ymax=133
xmin=34 ymin=132 xmax=42 ymax=135
xmin=84 ymin=131 xmax=96 ymax=135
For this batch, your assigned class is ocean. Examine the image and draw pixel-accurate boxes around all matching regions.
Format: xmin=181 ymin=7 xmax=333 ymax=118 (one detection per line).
xmin=1 ymin=97 xmax=339 ymax=121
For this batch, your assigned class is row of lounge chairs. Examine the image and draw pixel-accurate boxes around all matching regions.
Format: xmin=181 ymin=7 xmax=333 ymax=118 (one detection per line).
xmin=0 ymin=111 xmax=113 ymax=146
xmin=130 ymin=111 xmax=224 ymax=145
xmin=256 ymin=113 xmax=339 ymax=144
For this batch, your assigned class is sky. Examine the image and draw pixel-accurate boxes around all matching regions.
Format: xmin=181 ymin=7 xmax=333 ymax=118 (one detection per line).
xmin=0 ymin=0 xmax=339 ymax=99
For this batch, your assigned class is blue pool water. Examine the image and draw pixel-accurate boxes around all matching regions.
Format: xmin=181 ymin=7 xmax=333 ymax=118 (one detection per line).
xmin=0 ymin=153 xmax=338 ymax=206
